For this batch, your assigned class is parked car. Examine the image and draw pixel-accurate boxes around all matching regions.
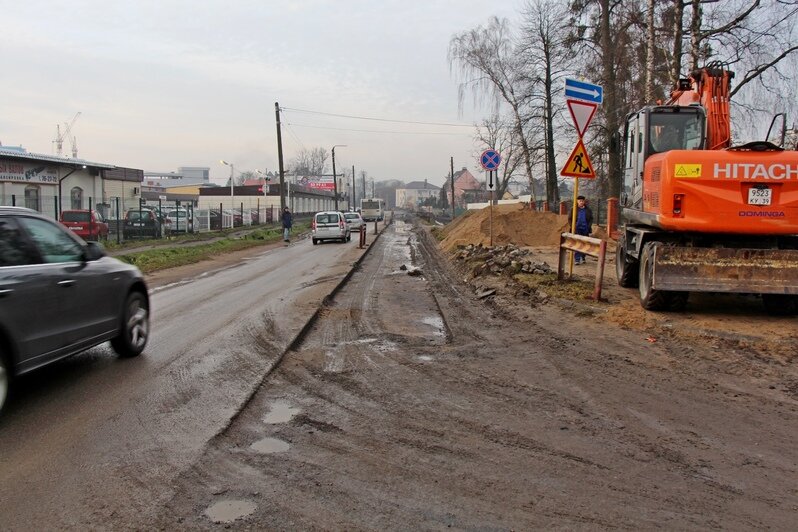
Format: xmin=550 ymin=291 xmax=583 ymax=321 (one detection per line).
xmin=224 ymin=209 xmax=244 ymax=228
xmin=123 ymin=207 xmax=162 ymax=239
xmin=164 ymin=208 xmax=193 ymax=234
xmin=59 ymin=209 xmax=109 ymax=241
xmin=312 ymin=211 xmax=351 ymax=244
xmin=0 ymin=207 xmax=150 ymax=414
xmin=343 ymin=212 xmax=365 ymax=233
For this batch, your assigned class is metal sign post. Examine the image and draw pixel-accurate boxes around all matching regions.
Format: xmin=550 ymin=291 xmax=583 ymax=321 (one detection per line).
xmin=480 ymin=150 xmax=501 ymax=248
xmin=561 ymin=79 xmax=603 ymax=276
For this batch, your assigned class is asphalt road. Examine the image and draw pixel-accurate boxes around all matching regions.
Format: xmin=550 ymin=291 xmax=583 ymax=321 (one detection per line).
xmin=0 ymin=229 xmax=375 ymax=530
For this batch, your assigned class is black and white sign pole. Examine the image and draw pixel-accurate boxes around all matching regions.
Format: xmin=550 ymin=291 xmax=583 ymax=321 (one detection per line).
xmin=480 ymin=149 xmax=501 ymax=249
xmin=489 ymin=170 xmax=495 ymax=247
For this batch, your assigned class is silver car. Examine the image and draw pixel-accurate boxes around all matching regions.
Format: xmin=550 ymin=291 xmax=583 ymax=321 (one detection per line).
xmin=311 ymin=211 xmax=351 ymax=244
xmin=0 ymin=207 xmax=150 ymax=414
xmin=343 ymin=212 xmax=365 ymax=233
xmin=165 ymin=208 xmax=194 ymax=234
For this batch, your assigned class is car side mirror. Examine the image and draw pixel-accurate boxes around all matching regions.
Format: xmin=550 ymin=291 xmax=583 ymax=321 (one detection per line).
xmin=84 ymin=241 xmax=107 ymax=261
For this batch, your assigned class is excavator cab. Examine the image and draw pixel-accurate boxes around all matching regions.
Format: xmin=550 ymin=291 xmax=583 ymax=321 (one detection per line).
xmin=620 ymin=106 xmax=705 ymax=209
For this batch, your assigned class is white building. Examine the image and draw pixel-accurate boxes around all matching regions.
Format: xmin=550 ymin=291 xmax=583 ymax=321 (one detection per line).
xmin=395 ymin=180 xmax=439 ymax=210
xmin=0 ymin=147 xmax=143 ymax=219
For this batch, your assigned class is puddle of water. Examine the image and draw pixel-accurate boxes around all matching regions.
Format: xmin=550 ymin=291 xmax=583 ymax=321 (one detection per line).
xmin=417 ymin=355 xmax=434 ymax=362
xmin=204 ymin=499 xmax=257 ymax=523
xmin=251 ymin=437 xmax=291 ymax=454
xmin=263 ymin=401 xmax=301 ymax=424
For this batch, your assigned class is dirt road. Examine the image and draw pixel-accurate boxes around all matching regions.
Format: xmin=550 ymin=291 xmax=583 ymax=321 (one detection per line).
xmin=154 ymin=218 xmax=798 ymax=529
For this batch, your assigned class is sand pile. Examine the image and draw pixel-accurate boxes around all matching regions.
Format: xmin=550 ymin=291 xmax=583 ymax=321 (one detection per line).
xmin=439 ymin=203 xmax=572 ymax=252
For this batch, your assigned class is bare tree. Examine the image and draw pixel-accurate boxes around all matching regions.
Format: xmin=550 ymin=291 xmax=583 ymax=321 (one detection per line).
xmin=567 ymin=0 xmax=638 ymax=199
xmin=449 ymin=17 xmax=540 ymax=200
xmin=474 ymin=114 xmax=523 ymax=200
xmin=670 ymin=0 xmax=798 ymax=137
xmin=520 ymin=0 xmax=575 ymax=209
xmin=289 ymin=147 xmax=329 ymax=176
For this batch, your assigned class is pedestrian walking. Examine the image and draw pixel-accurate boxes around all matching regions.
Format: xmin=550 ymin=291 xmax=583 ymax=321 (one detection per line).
xmin=571 ymin=195 xmax=593 ymax=264
xmin=281 ymin=207 xmax=293 ymax=242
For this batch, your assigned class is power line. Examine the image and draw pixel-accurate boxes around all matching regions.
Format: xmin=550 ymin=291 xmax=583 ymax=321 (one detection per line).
xmin=281 ymin=106 xmax=474 ymax=128
xmin=283 ymin=122 xmax=307 ymax=151
xmin=285 ymin=122 xmax=474 ymax=137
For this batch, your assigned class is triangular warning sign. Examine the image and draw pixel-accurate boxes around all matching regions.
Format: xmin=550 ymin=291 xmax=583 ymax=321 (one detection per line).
xmin=560 ymin=139 xmax=596 ymax=178
xmin=676 ymin=166 xmax=687 ymax=176
xmin=567 ymin=99 xmax=598 ymax=138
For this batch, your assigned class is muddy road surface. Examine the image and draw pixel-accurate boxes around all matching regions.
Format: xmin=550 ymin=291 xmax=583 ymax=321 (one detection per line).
xmin=0 ymin=230 xmax=378 ymax=530
xmin=156 ymin=219 xmax=797 ymax=530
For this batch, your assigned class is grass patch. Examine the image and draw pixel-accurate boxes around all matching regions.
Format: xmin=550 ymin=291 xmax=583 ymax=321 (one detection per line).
xmin=115 ymin=224 xmax=306 ymax=274
xmin=513 ymin=272 xmax=595 ymax=300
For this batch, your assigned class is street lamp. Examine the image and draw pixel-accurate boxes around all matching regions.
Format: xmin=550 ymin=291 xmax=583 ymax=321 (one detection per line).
xmin=331 ymin=145 xmax=347 ymax=211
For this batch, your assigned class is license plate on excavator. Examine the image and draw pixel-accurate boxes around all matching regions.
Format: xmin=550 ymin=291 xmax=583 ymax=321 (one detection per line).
xmin=748 ymin=186 xmax=771 ymax=205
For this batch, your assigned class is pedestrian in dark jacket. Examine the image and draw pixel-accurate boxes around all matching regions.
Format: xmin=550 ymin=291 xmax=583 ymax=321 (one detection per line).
xmin=281 ymin=207 xmax=293 ymax=242
xmin=571 ymin=195 xmax=593 ymax=264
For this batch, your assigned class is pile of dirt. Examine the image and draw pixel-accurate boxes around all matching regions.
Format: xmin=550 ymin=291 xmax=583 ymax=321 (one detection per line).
xmin=439 ymin=204 xmax=573 ymax=252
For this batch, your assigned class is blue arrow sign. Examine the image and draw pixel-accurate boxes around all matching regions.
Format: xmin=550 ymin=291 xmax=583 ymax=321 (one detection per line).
xmin=565 ymin=78 xmax=603 ymax=104
xmin=480 ymin=149 xmax=501 ymax=170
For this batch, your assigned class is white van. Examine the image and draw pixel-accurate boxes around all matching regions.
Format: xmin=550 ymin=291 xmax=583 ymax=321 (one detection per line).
xmin=312 ymin=211 xmax=351 ymax=244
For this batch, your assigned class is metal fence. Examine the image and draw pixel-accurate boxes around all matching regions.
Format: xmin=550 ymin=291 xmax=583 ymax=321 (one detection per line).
xmin=1 ymin=194 xmax=282 ymax=242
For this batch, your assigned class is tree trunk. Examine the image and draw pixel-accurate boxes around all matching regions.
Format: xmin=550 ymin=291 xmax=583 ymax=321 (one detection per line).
xmin=544 ymin=40 xmax=558 ymax=209
xmin=690 ymin=0 xmax=701 ymax=71
xmin=644 ymin=0 xmax=656 ymax=103
xmin=670 ymin=0 xmax=684 ymax=87
xmin=600 ymin=0 xmax=621 ymax=199
xmin=517 ymin=117 xmax=537 ymax=202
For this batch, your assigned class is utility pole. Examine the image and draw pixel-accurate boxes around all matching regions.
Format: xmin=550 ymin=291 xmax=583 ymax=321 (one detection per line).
xmin=352 ymin=165 xmax=356 ymax=211
xmin=331 ymin=145 xmax=346 ymax=211
xmin=362 ymin=171 xmax=366 ymax=200
xmin=450 ymin=157 xmax=455 ymax=220
xmin=275 ymin=102 xmax=286 ymax=212
xmin=332 ymin=148 xmax=339 ymax=211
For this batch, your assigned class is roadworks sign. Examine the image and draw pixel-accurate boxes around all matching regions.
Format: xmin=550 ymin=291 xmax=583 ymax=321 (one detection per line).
xmin=560 ymin=139 xmax=596 ymax=178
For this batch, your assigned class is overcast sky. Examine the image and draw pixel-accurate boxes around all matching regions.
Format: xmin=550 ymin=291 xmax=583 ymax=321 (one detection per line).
xmin=1 ymin=0 xmax=524 ymax=186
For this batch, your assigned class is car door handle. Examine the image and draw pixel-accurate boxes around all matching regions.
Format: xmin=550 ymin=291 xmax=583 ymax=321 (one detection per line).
xmin=57 ymin=279 xmax=76 ymax=287
xmin=0 ymin=288 xmax=13 ymax=297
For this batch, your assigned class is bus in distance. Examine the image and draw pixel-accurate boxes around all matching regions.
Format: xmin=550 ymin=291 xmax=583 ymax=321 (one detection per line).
xmin=360 ymin=198 xmax=384 ymax=222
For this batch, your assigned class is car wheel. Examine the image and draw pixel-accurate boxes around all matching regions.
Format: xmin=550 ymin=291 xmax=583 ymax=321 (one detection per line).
xmin=0 ymin=351 xmax=9 ymax=415
xmin=110 ymin=291 xmax=149 ymax=358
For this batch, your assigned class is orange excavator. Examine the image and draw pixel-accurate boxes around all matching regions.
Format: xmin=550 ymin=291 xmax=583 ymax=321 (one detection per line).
xmin=614 ymin=63 xmax=798 ymax=312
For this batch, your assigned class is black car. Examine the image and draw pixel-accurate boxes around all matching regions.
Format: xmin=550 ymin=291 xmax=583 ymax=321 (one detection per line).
xmin=123 ymin=207 xmax=162 ymax=239
xmin=0 ymin=207 xmax=150 ymax=414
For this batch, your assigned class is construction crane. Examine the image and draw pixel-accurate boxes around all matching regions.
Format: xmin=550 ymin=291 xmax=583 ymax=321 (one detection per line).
xmin=54 ymin=112 xmax=81 ymax=157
